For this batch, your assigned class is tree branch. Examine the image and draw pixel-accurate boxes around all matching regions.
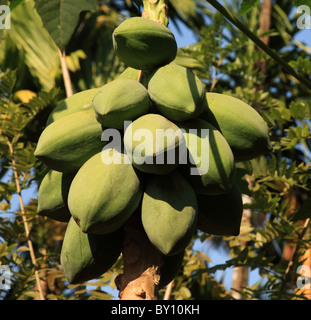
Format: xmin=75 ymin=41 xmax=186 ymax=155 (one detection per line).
xmin=281 ymin=218 xmax=311 ymax=293
xmin=209 ymin=58 xmax=222 ymax=92
xmin=5 ymin=136 xmax=45 ymax=300
xmin=259 ymin=0 xmax=272 ymax=47
xmin=58 ymin=48 xmax=73 ymax=98
xmin=206 ymin=0 xmax=311 ymax=91
xmin=256 ymin=0 xmax=272 ymax=75
xmin=163 ymin=280 xmax=174 ymax=300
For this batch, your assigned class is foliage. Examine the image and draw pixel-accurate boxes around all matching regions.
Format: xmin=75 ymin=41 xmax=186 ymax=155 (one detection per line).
xmin=239 ymin=0 xmax=260 ymax=17
xmin=294 ymin=0 xmax=311 ymax=7
xmin=34 ymin=0 xmax=98 ymax=51
xmin=0 ymin=0 xmax=310 ymax=300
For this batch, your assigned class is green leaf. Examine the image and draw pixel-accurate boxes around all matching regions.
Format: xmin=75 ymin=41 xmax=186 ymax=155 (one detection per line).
xmin=289 ymin=57 xmax=311 ymax=76
xmin=0 ymin=69 xmax=17 ymax=99
xmin=239 ymin=0 xmax=260 ymax=17
xmin=9 ymin=0 xmax=24 ymax=11
xmin=88 ymin=290 xmax=114 ymax=300
xmin=294 ymin=0 xmax=311 ymax=7
xmin=179 ymin=286 xmax=192 ymax=299
xmin=34 ymin=0 xmax=97 ymax=51
xmin=7 ymin=0 xmax=60 ymax=90
xmin=289 ymin=101 xmax=307 ymax=120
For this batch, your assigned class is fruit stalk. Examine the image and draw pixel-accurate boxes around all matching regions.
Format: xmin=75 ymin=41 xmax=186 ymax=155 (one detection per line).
xmin=142 ymin=0 xmax=169 ymax=26
xmin=115 ymin=213 xmax=163 ymax=300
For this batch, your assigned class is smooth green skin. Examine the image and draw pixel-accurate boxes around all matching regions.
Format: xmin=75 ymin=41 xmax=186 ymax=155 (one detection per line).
xmin=147 ymin=63 xmax=205 ymax=121
xmin=201 ymin=92 xmax=272 ymax=161
xmin=159 ymin=250 xmax=185 ymax=289
xmin=37 ymin=170 xmax=75 ymax=222
xmin=68 ymin=149 xmax=143 ymax=234
xmin=142 ymin=171 xmax=198 ymax=256
xmin=46 ymin=88 xmax=99 ymax=126
xmin=92 ymin=78 xmax=150 ymax=129
xmin=34 ymin=110 xmax=105 ymax=173
xmin=123 ymin=113 xmax=186 ymax=175
xmin=113 ymin=17 xmax=177 ymax=71
xmin=60 ymin=218 xmax=123 ymax=284
xmin=196 ymin=182 xmax=243 ymax=236
xmin=119 ymin=67 xmax=150 ymax=87
xmin=177 ymin=118 xmax=235 ymax=195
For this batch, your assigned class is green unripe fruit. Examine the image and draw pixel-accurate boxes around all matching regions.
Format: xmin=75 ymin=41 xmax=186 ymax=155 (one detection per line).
xmin=68 ymin=149 xmax=143 ymax=234
xmin=92 ymin=78 xmax=150 ymax=129
xmin=113 ymin=17 xmax=177 ymax=71
xmin=148 ymin=63 xmax=205 ymax=121
xmin=46 ymin=88 xmax=99 ymax=126
xmin=119 ymin=67 xmax=141 ymax=81
xmin=119 ymin=67 xmax=149 ymax=87
xmin=37 ymin=170 xmax=74 ymax=222
xmin=142 ymin=171 xmax=198 ymax=256
xmin=196 ymin=182 xmax=243 ymax=236
xmin=202 ymin=93 xmax=272 ymax=160
xmin=177 ymin=118 xmax=235 ymax=195
xmin=34 ymin=110 xmax=104 ymax=173
xmin=123 ymin=113 xmax=186 ymax=175
xmin=60 ymin=218 xmax=123 ymax=284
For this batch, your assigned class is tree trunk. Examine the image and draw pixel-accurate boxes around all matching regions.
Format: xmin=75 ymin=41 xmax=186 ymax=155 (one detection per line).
xmin=231 ymin=266 xmax=249 ymax=299
xmin=231 ymin=194 xmax=252 ymax=299
xmin=259 ymin=0 xmax=272 ymax=46
xmin=115 ymin=213 xmax=163 ymax=300
xmin=255 ymin=0 xmax=272 ymax=87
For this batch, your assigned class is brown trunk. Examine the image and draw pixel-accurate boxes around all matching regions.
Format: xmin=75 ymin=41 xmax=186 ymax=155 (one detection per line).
xmin=255 ymin=0 xmax=272 ymax=90
xmin=231 ymin=266 xmax=249 ymax=299
xmin=282 ymin=188 xmax=300 ymax=262
xmin=34 ymin=248 xmax=48 ymax=300
xmin=281 ymin=187 xmax=311 ymax=299
xmin=259 ymin=0 xmax=272 ymax=46
xmin=231 ymin=194 xmax=252 ymax=299
xmin=115 ymin=213 xmax=163 ymax=300
xmin=257 ymin=0 xmax=272 ymax=72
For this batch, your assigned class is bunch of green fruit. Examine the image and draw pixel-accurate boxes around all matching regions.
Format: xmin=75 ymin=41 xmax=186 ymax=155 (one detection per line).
xmin=35 ymin=15 xmax=271 ymax=286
